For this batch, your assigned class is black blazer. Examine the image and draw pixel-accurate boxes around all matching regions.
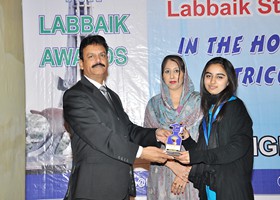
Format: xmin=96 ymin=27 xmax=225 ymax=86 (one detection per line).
xmin=184 ymin=98 xmax=254 ymax=200
xmin=63 ymin=76 xmax=159 ymax=200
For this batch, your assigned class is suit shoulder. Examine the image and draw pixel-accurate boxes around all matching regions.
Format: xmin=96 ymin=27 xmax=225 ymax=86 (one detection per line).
xmin=63 ymin=81 xmax=87 ymax=99
xmin=226 ymin=97 xmax=246 ymax=109
xmin=224 ymin=97 xmax=251 ymax=120
xmin=65 ymin=81 xmax=92 ymax=93
xmin=65 ymin=81 xmax=81 ymax=90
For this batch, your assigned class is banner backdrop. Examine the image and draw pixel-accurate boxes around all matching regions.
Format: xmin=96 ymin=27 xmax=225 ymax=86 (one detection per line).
xmin=22 ymin=0 xmax=280 ymax=199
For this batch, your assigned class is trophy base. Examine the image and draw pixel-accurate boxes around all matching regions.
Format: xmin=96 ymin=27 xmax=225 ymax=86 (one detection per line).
xmin=166 ymin=150 xmax=181 ymax=156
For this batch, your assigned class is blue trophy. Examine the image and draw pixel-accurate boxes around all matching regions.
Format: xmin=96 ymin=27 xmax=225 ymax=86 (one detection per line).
xmin=165 ymin=123 xmax=184 ymax=156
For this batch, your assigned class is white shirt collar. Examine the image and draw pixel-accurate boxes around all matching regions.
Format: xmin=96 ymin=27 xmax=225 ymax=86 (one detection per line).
xmin=84 ymin=75 xmax=105 ymax=89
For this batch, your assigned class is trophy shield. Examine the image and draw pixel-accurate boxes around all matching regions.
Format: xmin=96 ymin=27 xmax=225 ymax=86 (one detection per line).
xmin=165 ymin=123 xmax=184 ymax=156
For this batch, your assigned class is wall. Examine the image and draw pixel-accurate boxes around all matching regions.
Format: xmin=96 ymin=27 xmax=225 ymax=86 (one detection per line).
xmin=0 ymin=0 xmax=25 ymax=199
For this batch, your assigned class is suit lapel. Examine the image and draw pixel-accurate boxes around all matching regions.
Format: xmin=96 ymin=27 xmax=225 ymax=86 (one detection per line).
xmin=105 ymin=87 xmax=120 ymax=117
xmin=80 ymin=76 xmax=119 ymax=116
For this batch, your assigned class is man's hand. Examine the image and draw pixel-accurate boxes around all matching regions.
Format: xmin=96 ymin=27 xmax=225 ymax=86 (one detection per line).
xmin=155 ymin=128 xmax=172 ymax=143
xmin=174 ymin=151 xmax=190 ymax=164
xmin=140 ymin=146 xmax=173 ymax=163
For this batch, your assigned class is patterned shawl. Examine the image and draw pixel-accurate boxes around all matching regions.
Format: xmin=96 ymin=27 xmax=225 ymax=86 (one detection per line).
xmin=144 ymin=66 xmax=202 ymax=141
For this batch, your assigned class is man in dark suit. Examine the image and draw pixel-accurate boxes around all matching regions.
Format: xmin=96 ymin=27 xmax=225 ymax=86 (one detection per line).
xmin=63 ymin=35 xmax=173 ymax=200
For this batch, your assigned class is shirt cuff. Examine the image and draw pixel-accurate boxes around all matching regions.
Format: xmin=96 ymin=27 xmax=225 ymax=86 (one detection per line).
xmin=136 ymin=146 xmax=143 ymax=158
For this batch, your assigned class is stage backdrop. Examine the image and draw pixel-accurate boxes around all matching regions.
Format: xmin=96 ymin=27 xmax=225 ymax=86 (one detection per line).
xmin=22 ymin=0 xmax=280 ymax=199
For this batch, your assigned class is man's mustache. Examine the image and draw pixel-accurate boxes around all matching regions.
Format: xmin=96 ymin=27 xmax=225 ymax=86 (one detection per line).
xmin=92 ymin=63 xmax=105 ymax=68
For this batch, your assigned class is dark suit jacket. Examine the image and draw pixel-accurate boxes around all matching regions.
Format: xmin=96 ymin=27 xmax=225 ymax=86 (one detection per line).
xmin=63 ymin=76 xmax=159 ymax=200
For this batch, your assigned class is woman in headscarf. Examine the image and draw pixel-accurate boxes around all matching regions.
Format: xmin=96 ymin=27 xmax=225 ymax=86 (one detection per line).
xmin=144 ymin=55 xmax=202 ymax=199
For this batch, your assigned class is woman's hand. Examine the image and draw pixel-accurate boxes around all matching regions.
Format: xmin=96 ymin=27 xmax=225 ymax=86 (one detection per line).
xmin=174 ymin=151 xmax=190 ymax=164
xmin=171 ymin=176 xmax=188 ymax=195
xmin=165 ymin=161 xmax=190 ymax=182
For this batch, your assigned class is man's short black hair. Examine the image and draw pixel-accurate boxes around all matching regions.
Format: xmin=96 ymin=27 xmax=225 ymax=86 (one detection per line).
xmin=79 ymin=35 xmax=109 ymax=61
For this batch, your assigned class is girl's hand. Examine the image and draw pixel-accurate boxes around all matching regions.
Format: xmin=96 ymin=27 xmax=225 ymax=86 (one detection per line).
xmin=174 ymin=151 xmax=190 ymax=164
xmin=180 ymin=126 xmax=190 ymax=140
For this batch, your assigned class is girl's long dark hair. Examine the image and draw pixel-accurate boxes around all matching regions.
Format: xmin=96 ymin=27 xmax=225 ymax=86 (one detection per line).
xmin=200 ymin=57 xmax=238 ymax=118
